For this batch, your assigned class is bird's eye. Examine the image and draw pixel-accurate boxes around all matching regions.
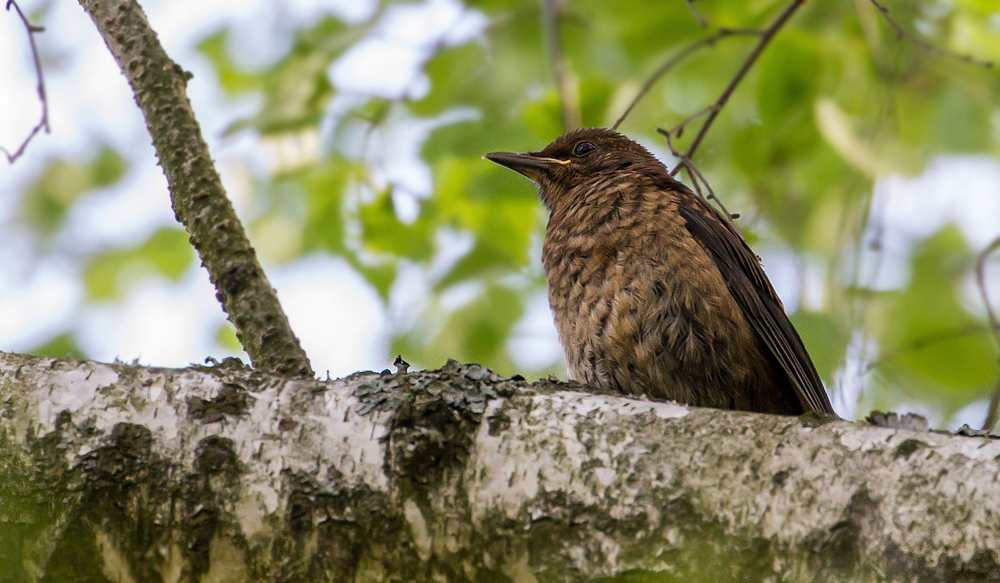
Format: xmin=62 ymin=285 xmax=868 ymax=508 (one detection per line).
xmin=573 ymin=141 xmax=596 ymax=156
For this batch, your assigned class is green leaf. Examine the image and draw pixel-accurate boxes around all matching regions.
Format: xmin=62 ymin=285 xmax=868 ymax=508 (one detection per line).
xmin=757 ymin=32 xmax=821 ymax=129
xmin=789 ymin=310 xmax=849 ymax=385
xmin=436 ymin=240 xmax=521 ymax=290
xmin=83 ymin=227 xmax=194 ymax=301
xmin=142 ymin=228 xmax=195 ymax=279
xmin=215 ymin=322 xmax=243 ymax=353
xmin=930 ymin=85 xmax=994 ymax=153
xmin=208 ymin=17 xmax=365 ymax=135
xmin=21 ymin=148 xmax=127 ymax=237
xmin=28 ymin=333 xmax=85 ymax=360
xmin=300 ymin=159 xmax=352 ymax=255
xmin=358 ymin=191 xmax=434 ymax=261
xmin=346 ymin=256 xmax=397 ymax=303
xmin=429 ymin=155 xmax=538 ymax=287
xmin=578 ymin=75 xmax=614 ymax=128
xmin=195 ymin=30 xmax=260 ymax=95
xmin=391 ymin=284 xmax=524 ymax=376
xmin=408 ymin=43 xmax=487 ymax=117
xmin=873 ymin=226 xmax=998 ymax=415
xmin=522 ymin=90 xmax=564 ymax=140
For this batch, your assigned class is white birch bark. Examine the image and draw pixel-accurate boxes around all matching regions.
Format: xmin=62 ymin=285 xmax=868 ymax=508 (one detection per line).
xmin=0 ymin=351 xmax=996 ymax=582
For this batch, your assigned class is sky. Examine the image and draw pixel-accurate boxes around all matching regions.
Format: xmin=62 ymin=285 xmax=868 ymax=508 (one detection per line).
xmin=0 ymin=0 xmax=998 ymax=425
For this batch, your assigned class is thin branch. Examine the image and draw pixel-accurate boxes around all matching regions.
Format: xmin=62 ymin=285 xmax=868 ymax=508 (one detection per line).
xmin=542 ymin=0 xmax=580 ymax=132
xmin=663 ymin=104 xmax=718 ymax=140
xmin=976 ymin=236 xmax=1000 ymax=430
xmin=656 ymin=126 xmax=735 ymax=222
xmin=612 ymin=29 xmax=762 ymax=131
xmin=686 ymin=0 xmax=707 ymax=28
xmin=660 ymin=127 xmax=703 ymax=199
xmin=77 ymin=0 xmax=313 ymax=378
xmin=671 ymin=0 xmax=806 ymax=177
xmin=1 ymin=0 xmax=49 ymax=164
xmin=868 ymin=0 xmax=994 ymax=69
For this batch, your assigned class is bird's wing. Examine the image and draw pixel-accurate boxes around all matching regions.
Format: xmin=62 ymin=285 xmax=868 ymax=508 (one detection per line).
xmin=673 ymin=189 xmax=835 ymax=415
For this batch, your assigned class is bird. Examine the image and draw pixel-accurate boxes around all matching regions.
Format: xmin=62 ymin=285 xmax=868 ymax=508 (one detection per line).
xmin=484 ymin=127 xmax=835 ymax=415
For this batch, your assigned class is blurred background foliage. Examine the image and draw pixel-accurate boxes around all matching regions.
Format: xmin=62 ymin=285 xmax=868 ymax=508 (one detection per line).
xmin=8 ymin=0 xmax=1000 ymax=425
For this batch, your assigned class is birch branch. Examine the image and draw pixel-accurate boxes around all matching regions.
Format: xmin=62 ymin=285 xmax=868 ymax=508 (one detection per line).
xmin=2 ymin=351 xmax=999 ymax=581
xmin=77 ymin=0 xmax=313 ymax=378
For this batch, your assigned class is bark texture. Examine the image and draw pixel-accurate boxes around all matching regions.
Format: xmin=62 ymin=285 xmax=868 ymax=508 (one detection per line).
xmin=76 ymin=0 xmax=312 ymax=377
xmin=1 ymin=350 xmax=999 ymax=582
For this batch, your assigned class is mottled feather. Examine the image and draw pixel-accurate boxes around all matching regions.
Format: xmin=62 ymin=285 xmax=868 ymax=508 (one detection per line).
xmin=485 ymin=128 xmax=835 ymax=416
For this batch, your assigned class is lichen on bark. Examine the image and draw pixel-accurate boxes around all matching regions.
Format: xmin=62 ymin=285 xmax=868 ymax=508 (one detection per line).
xmin=3 ymin=351 xmax=1000 ymax=581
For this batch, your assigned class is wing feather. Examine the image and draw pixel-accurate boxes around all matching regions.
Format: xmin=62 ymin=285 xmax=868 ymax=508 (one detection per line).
xmin=673 ymin=190 xmax=835 ymax=415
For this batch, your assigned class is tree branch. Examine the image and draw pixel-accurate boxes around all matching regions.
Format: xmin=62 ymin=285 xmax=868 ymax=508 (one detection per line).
xmin=867 ymin=0 xmax=994 ymax=69
xmin=542 ymin=0 xmax=580 ymax=132
xmin=657 ymin=124 xmax=737 ymax=221
xmin=1 ymin=0 xmax=49 ymax=164
xmin=670 ymin=0 xmax=806 ymax=177
xmin=76 ymin=0 xmax=313 ymax=378
xmin=685 ymin=0 xmax=707 ymax=28
xmin=5 ymin=350 xmax=1000 ymax=580
xmin=612 ymin=29 xmax=762 ymax=131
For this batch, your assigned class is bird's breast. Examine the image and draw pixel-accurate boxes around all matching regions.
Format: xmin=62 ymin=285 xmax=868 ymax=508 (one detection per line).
xmin=541 ymin=193 xmax=761 ymax=403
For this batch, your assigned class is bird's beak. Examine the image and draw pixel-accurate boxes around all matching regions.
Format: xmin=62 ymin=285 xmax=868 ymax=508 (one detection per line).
xmin=483 ymin=151 xmax=569 ymax=180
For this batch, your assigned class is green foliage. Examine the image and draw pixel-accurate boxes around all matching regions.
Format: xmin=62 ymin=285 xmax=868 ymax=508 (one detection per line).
xmin=299 ymin=159 xmax=352 ymax=255
xmin=28 ymin=333 xmax=85 ymax=360
xmin=196 ymin=30 xmax=259 ymax=95
xmin=359 ymin=192 xmax=434 ymax=261
xmin=20 ymin=147 xmax=127 ymax=237
xmin=198 ymin=17 xmax=364 ymax=135
xmin=83 ymin=228 xmax=194 ymax=301
xmin=789 ymin=310 xmax=850 ymax=386
xmin=871 ymin=227 xmax=998 ymax=416
xmin=216 ymin=322 xmax=242 ymax=353
xmin=392 ymin=283 xmax=525 ymax=376
xmin=19 ymin=0 xmax=1000 ymax=422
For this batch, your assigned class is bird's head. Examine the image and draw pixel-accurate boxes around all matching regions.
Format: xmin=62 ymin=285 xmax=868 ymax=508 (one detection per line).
xmin=484 ymin=127 xmax=664 ymax=210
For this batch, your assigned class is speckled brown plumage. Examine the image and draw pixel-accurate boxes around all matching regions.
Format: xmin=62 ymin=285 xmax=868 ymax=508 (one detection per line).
xmin=485 ymin=128 xmax=834 ymax=415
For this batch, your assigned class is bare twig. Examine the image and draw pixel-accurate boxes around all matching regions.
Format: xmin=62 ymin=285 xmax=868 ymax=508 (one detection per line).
xmin=659 ymin=127 xmax=703 ymax=199
xmin=656 ymin=126 xmax=736 ymax=221
xmin=612 ymin=29 xmax=762 ymax=131
xmin=662 ymin=104 xmax=718 ymax=140
xmin=542 ymin=0 xmax=580 ymax=132
xmin=78 ymin=0 xmax=313 ymax=378
xmin=1 ymin=0 xmax=49 ymax=164
xmin=868 ymin=0 xmax=994 ymax=69
xmin=686 ymin=0 xmax=707 ymax=28
xmin=975 ymin=236 xmax=1000 ymax=430
xmin=671 ymin=0 xmax=806 ymax=177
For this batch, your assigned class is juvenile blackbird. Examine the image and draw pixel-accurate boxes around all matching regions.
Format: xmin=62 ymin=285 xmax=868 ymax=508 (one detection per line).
xmin=485 ymin=128 xmax=835 ymax=415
